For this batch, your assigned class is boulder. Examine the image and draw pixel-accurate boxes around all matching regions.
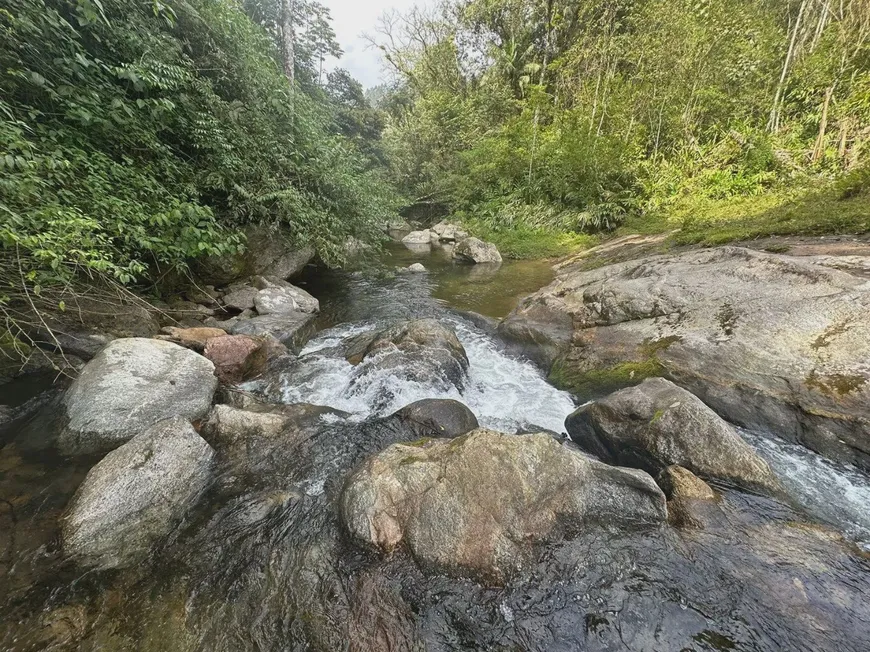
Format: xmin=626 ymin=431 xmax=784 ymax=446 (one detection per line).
xmin=62 ymin=417 xmax=214 ymax=569
xmin=566 ymin=378 xmax=782 ymax=495
xmin=407 ymin=263 xmax=426 ymax=273
xmin=453 ymin=237 xmax=502 ymax=264
xmin=253 ymin=285 xmax=319 ymax=316
xmin=203 ymin=335 xmax=268 ymax=385
xmin=565 ymin=378 xmax=782 ymax=494
xmin=196 ymin=225 xmax=314 ymax=285
xmin=431 ymin=221 xmax=468 ymax=242
xmin=657 ymin=465 xmax=721 ymax=528
xmin=58 ymin=338 xmax=218 ymax=456
xmin=392 ymin=399 xmax=479 ymax=438
xmin=157 ymin=326 xmax=227 ymax=351
xmin=202 ymin=403 xmax=346 ymax=489
xmin=385 ymin=219 xmax=412 ymax=232
xmin=183 ymin=284 xmax=221 ymax=309
xmin=165 ymin=299 xmax=215 ymax=322
xmin=343 ymin=319 xmax=469 ymax=390
xmin=222 ymin=285 xmax=258 ymax=311
xmin=401 ymin=230 xmax=432 ymax=245
xmin=341 ymin=428 xmax=666 ymax=582
xmin=501 ymin=246 xmax=870 ymax=467
xmin=229 ymin=313 xmax=317 ymax=352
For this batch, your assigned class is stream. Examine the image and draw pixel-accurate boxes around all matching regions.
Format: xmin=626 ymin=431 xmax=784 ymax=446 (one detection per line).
xmin=1 ymin=241 xmax=870 ymax=651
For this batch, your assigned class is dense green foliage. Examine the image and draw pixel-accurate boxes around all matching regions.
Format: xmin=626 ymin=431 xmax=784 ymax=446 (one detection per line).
xmin=375 ymin=0 xmax=870 ymax=250
xmin=0 ymin=0 xmax=396 ymax=302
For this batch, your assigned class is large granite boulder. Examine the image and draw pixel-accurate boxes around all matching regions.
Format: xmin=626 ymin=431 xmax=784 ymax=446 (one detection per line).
xmin=341 ymin=428 xmax=666 ymax=582
xmin=500 ymin=246 xmax=870 ymax=467
xmin=57 ymin=338 xmax=217 ymax=455
xmin=62 ymin=417 xmax=214 ymax=569
xmin=453 ymin=237 xmax=502 ymax=264
xmin=566 ymin=378 xmax=782 ymax=495
xmin=343 ymin=319 xmax=469 ymax=390
xmin=196 ymin=225 xmax=314 ymax=285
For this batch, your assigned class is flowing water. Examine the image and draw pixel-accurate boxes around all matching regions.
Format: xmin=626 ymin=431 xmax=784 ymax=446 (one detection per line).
xmin=2 ymin=241 xmax=870 ymax=651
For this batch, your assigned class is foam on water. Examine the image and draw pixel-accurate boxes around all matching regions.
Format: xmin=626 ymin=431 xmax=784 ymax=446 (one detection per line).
xmin=278 ymin=316 xmax=577 ymax=434
xmin=743 ymin=429 xmax=870 ymax=548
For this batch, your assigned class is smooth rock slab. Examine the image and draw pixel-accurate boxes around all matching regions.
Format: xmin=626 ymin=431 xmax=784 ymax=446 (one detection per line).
xmin=62 ymin=417 xmax=215 ymax=570
xmin=229 ymin=313 xmax=317 ymax=352
xmin=566 ymin=377 xmax=782 ymax=495
xmin=500 ymin=246 xmax=870 ymax=467
xmin=341 ymin=428 xmax=666 ymax=582
xmin=58 ymin=338 xmax=217 ymax=456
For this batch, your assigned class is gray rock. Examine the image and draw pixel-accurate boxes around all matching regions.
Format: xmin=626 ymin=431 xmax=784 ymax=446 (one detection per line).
xmin=341 ymin=428 xmax=666 ymax=582
xmin=385 ymin=219 xmax=412 ymax=232
xmin=431 ymin=221 xmax=468 ymax=242
xmin=222 ymin=286 xmax=258 ymax=311
xmin=58 ymin=338 xmax=218 ymax=456
xmin=343 ymin=319 xmax=469 ymax=391
xmin=566 ymin=378 xmax=782 ymax=495
xmin=253 ymin=285 xmax=319 ymax=316
xmin=407 ymin=263 xmax=426 ymax=273
xmin=62 ymin=417 xmax=214 ymax=569
xmin=453 ymin=237 xmax=502 ymax=264
xmin=392 ymin=399 xmax=479 ymax=438
xmin=229 ymin=313 xmax=317 ymax=352
xmin=402 ymin=230 xmax=432 ymax=245
xmin=501 ymin=246 xmax=870 ymax=467
xmin=657 ymin=465 xmax=721 ymax=528
xmin=196 ymin=225 xmax=314 ymax=285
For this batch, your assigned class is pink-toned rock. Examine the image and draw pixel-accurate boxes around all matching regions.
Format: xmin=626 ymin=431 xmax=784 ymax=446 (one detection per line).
xmin=204 ymin=335 xmax=268 ymax=385
xmin=157 ymin=327 xmax=227 ymax=351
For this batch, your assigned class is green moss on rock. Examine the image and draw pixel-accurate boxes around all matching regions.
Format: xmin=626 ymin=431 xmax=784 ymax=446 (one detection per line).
xmin=549 ymin=357 xmax=666 ymax=398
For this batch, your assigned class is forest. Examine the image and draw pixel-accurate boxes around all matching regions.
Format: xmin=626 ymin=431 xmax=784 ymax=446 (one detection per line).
xmin=2 ymin=0 xmax=869 ymax=298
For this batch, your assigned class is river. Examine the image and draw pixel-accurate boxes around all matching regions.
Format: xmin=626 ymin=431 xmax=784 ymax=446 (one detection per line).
xmin=1 ymin=241 xmax=870 ymax=651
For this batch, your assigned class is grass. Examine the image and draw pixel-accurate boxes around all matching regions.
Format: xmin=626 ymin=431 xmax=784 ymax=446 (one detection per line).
xmin=620 ymin=177 xmax=870 ymax=247
xmin=460 ymin=220 xmax=599 ymax=259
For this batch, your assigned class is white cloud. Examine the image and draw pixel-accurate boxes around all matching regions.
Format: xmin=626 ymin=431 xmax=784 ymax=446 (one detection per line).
xmin=320 ymin=0 xmax=429 ymax=88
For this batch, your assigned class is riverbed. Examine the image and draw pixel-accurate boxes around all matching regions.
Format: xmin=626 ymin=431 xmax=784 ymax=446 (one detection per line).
xmin=2 ymin=242 xmax=870 ymax=651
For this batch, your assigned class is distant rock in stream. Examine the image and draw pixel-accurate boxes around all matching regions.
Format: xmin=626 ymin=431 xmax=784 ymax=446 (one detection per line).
xmin=453 ymin=236 xmax=502 ymax=264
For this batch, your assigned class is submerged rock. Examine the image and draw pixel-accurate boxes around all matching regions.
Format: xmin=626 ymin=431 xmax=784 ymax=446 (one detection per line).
xmin=341 ymin=428 xmax=666 ymax=582
xmin=453 ymin=237 xmax=502 ymax=264
xmin=501 ymin=246 xmax=870 ymax=467
xmin=57 ymin=338 xmax=217 ymax=456
xmin=566 ymin=377 xmax=782 ymax=495
xmin=343 ymin=318 xmax=469 ymax=390
xmin=62 ymin=417 xmax=214 ymax=570
xmin=407 ymin=263 xmax=426 ymax=273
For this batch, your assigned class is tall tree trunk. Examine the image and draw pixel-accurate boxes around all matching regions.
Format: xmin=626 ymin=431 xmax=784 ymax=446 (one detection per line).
xmin=769 ymin=0 xmax=808 ymax=133
xmin=812 ymin=86 xmax=834 ymax=162
xmin=280 ymin=0 xmax=296 ymax=85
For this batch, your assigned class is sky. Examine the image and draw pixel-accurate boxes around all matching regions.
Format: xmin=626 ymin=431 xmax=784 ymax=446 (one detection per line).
xmin=320 ymin=0 xmax=428 ymax=89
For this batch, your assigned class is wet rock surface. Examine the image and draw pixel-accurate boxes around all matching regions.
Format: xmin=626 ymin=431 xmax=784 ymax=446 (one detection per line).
xmin=343 ymin=318 xmax=469 ymax=391
xmin=228 ymin=312 xmax=317 ymax=351
xmin=566 ymin=377 xmax=783 ymax=495
xmin=56 ymin=338 xmax=218 ymax=456
xmin=253 ymin=284 xmax=320 ymax=316
xmin=501 ymin=246 xmax=870 ymax=467
xmin=62 ymin=417 xmax=214 ymax=570
xmin=341 ymin=428 xmax=667 ymax=581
